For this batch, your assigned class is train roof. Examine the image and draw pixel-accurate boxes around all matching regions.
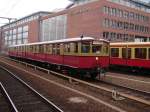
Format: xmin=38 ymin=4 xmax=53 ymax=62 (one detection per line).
xmin=9 ymin=37 xmax=98 ymax=47
xmin=9 ymin=37 xmax=109 ymax=47
xmin=110 ymin=42 xmax=150 ymax=46
xmin=10 ymin=37 xmax=93 ymax=47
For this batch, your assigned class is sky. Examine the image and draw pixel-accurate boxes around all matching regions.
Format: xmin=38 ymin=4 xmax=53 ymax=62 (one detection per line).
xmin=0 ymin=0 xmax=71 ymax=25
xmin=144 ymin=0 xmax=150 ymax=3
xmin=0 ymin=0 xmax=150 ymax=25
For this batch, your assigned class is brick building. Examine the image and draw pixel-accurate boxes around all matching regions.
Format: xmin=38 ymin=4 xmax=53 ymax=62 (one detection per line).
xmin=66 ymin=0 xmax=150 ymax=42
xmin=0 ymin=0 xmax=150 ymax=52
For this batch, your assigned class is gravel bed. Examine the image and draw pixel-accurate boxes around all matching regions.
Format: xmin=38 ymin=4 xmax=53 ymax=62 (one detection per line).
xmin=103 ymin=72 xmax=150 ymax=92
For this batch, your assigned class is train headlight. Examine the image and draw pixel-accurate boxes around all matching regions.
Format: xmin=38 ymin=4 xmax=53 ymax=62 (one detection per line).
xmin=96 ymin=57 xmax=99 ymax=61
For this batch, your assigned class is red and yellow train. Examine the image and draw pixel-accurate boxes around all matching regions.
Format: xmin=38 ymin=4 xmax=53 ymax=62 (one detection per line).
xmin=110 ymin=42 xmax=150 ymax=71
xmin=8 ymin=37 xmax=109 ymax=79
xmin=8 ymin=37 xmax=150 ymax=78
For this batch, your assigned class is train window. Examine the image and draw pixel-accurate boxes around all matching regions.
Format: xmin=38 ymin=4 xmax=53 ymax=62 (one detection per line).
xmin=17 ymin=47 xmax=19 ymax=52
xmin=22 ymin=46 xmax=24 ymax=52
xmin=92 ymin=45 xmax=101 ymax=54
xmin=46 ymin=44 xmax=52 ymax=54
xmin=81 ymin=42 xmax=90 ymax=53
xmin=29 ymin=46 xmax=33 ymax=52
xmin=39 ymin=45 xmax=44 ymax=53
xmin=19 ymin=46 xmax=21 ymax=52
xmin=73 ymin=42 xmax=78 ymax=53
xmin=75 ymin=43 xmax=78 ymax=53
xmin=15 ymin=47 xmax=16 ymax=51
xmin=33 ymin=45 xmax=38 ymax=53
xmin=149 ymin=48 xmax=150 ymax=59
xmin=103 ymin=46 xmax=109 ymax=54
xmin=26 ymin=46 xmax=28 ymax=52
xmin=32 ymin=46 xmax=35 ymax=53
xmin=135 ymin=48 xmax=147 ymax=59
xmin=122 ymin=48 xmax=126 ymax=58
xmin=128 ymin=48 xmax=131 ymax=59
xmin=64 ymin=44 xmax=70 ymax=53
xmin=64 ymin=44 xmax=67 ymax=52
xmin=28 ymin=46 xmax=30 ymax=52
xmin=56 ymin=44 xmax=60 ymax=55
xmin=67 ymin=44 xmax=70 ymax=52
xmin=52 ymin=44 xmax=56 ymax=54
xmin=122 ymin=48 xmax=131 ymax=59
xmin=111 ymin=48 xmax=119 ymax=57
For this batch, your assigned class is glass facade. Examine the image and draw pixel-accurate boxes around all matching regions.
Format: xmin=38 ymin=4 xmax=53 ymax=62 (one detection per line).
xmin=107 ymin=0 xmax=150 ymax=13
xmin=41 ymin=14 xmax=67 ymax=41
xmin=4 ymin=25 xmax=28 ymax=46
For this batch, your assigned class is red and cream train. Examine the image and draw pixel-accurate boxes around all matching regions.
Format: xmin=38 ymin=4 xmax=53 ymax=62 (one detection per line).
xmin=8 ymin=36 xmax=150 ymax=78
xmin=110 ymin=42 xmax=150 ymax=71
xmin=8 ymin=37 xmax=109 ymax=79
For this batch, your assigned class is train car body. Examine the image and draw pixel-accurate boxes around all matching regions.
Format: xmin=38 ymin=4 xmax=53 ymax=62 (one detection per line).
xmin=8 ymin=37 xmax=109 ymax=78
xmin=110 ymin=42 xmax=150 ymax=70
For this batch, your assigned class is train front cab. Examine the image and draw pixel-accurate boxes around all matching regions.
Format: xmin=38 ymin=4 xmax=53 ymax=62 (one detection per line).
xmin=62 ymin=38 xmax=110 ymax=78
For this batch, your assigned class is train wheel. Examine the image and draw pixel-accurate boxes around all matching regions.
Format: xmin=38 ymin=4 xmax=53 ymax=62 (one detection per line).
xmin=90 ymin=73 xmax=97 ymax=80
xmin=69 ymin=69 xmax=77 ymax=76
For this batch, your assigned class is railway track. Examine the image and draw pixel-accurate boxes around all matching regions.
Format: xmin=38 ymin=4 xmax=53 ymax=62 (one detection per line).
xmin=0 ymin=65 xmax=63 ymax=112
xmin=93 ymin=79 xmax=150 ymax=102
xmin=0 ymin=57 xmax=150 ymax=111
xmin=100 ymin=79 xmax=150 ymax=95
xmin=0 ymin=82 xmax=17 ymax=112
xmin=107 ymin=73 xmax=150 ymax=84
xmin=99 ymin=73 xmax=150 ymax=96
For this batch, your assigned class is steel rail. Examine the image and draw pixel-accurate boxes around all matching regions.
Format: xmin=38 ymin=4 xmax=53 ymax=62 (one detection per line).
xmin=0 ymin=82 xmax=19 ymax=112
xmin=107 ymin=73 xmax=150 ymax=84
xmin=99 ymin=79 xmax=150 ymax=95
xmin=0 ymin=65 xmax=63 ymax=112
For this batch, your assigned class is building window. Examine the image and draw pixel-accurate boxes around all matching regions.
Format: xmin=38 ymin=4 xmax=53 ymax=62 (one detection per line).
xmin=104 ymin=18 xmax=110 ymax=27
xmin=18 ymin=27 xmax=22 ymax=33
xmin=23 ymin=25 xmax=28 ymax=32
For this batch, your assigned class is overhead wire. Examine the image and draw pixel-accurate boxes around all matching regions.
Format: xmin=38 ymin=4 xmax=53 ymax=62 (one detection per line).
xmin=0 ymin=0 xmax=12 ymax=14
xmin=4 ymin=0 xmax=22 ymax=16
xmin=0 ymin=0 xmax=22 ymax=25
